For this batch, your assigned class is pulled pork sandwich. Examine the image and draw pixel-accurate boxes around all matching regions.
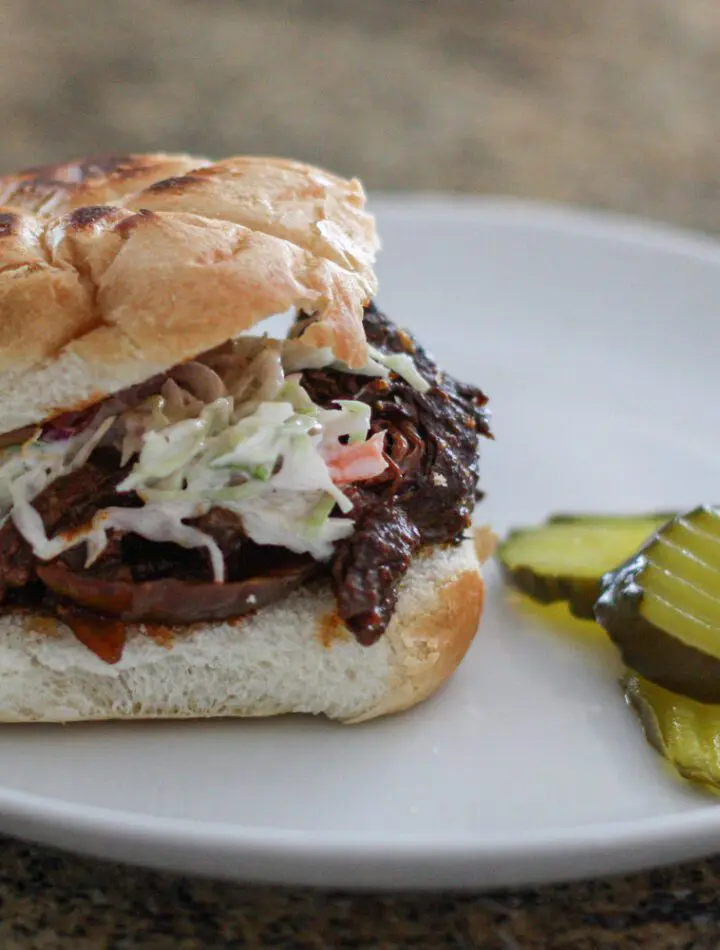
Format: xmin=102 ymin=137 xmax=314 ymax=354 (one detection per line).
xmin=0 ymin=153 xmax=491 ymax=723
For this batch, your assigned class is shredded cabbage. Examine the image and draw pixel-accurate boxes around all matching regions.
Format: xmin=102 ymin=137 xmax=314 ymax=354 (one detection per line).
xmin=1 ymin=341 xmax=399 ymax=579
xmin=236 ymin=490 xmax=354 ymax=558
xmin=83 ymin=503 xmax=224 ymax=582
xmin=367 ymin=346 xmax=431 ymax=393
xmin=0 ymin=415 xmax=117 ymax=524
xmin=318 ymin=402 xmax=371 ymax=445
xmin=277 ymin=374 xmax=315 ymax=411
xmin=282 ymin=337 xmax=431 ymax=391
xmin=117 ymin=386 xmax=368 ymax=561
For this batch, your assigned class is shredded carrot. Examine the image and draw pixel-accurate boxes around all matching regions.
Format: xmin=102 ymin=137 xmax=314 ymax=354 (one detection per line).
xmin=325 ymin=431 xmax=387 ymax=485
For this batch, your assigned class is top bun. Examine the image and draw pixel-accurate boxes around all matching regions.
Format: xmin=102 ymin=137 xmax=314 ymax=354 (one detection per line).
xmin=0 ymin=153 xmax=379 ymax=434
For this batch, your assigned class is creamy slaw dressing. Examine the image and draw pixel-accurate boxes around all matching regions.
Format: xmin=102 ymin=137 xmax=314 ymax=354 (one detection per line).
xmin=0 ymin=336 xmax=429 ymax=581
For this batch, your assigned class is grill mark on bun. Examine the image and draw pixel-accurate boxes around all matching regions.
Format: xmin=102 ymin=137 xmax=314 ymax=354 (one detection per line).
xmin=17 ymin=155 xmax=146 ymax=187
xmin=0 ymin=212 xmax=21 ymax=238
xmin=0 ymin=211 xmax=50 ymax=277
xmin=146 ymin=175 xmax=202 ymax=194
xmin=0 ymin=156 xmax=187 ymax=214
xmin=113 ymin=208 xmax=158 ymax=234
xmin=68 ymin=205 xmax=122 ymax=229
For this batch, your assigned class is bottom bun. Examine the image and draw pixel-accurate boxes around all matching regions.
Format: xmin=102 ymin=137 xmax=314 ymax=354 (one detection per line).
xmin=0 ymin=540 xmax=484 ymax=724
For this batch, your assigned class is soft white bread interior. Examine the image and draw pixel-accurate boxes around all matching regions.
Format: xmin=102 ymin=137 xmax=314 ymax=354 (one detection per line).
xmin=0 ymin=540 xmax=483 ymax=725
xmin=0 ymin=153 xmax=379 ymax=434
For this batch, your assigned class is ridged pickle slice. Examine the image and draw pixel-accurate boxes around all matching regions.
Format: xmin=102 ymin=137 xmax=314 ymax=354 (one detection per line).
xmin=497 ymin=513 xmax=673 ymax=619
xmin=596 ymin=507 xmax=720 ymax=703
xmin=625 ymin=673 xmax=720 ymax=792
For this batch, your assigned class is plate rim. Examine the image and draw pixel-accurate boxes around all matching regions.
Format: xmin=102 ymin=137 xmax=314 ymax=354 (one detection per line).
xmin=371 ymin=193 xmax=720 ymax=264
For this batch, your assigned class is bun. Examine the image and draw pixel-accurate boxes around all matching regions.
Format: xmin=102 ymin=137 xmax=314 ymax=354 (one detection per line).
xmin=0 ymin=153 xmax=379 ymax=435
xmin=0 ymin=540 xmax=483 ymax=725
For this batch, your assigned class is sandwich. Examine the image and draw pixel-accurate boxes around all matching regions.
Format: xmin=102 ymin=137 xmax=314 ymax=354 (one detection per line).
xmin=0 ymin=153 xmax=491 ymax=723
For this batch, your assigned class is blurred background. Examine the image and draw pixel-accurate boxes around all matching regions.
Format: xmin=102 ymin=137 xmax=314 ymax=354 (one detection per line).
xmin=0 ymin=0 xmax=717 ymax=232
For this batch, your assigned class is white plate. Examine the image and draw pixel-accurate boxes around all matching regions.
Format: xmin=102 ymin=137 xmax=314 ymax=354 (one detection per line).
xmin=1 ymin=199 xmax=720 ymax=890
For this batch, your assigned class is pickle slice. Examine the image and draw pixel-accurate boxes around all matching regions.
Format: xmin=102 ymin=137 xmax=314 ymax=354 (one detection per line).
xmin=497 ymin=512 xmax=673 ymax=619
xmin=596 ymin=506 xmax=720 ymax=703
xmin=625 ymin=673 xmax=720 ymax=792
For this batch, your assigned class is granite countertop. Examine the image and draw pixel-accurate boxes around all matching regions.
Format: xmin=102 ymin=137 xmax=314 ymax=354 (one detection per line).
xmin=3 ymin=840 xmax=720 ymax=949
xmin=0 ymin=0 xmax=719 ymax=947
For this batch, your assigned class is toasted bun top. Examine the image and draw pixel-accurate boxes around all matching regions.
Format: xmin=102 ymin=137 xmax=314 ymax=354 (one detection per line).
xmin=0 ymin=153 xmax=379 ymax=434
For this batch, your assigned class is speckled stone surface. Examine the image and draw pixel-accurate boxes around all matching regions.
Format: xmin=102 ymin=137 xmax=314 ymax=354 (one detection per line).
xmin=0 ymin=1 xmax=719 ymax=947
xmin=3 ymin=838 xmax=720 ymax=949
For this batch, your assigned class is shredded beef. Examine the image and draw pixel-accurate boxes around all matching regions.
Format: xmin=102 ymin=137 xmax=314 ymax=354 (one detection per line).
xmin=331 ymin=503 xmax=420 ymax=645
xmin=0 ymin=302 xmax=490 ymax=660
xmin=116 ymin=509 xmax=249 ymax=584
xmin=301 ymin=302 xmax=491 ymax=643
xmin=0 ymin=447 xmax=136 ymax=597
xmin=0 ymin=528 xmax=32 ymax=596
xmin=35 ymin=448 xmax=138 ymax=534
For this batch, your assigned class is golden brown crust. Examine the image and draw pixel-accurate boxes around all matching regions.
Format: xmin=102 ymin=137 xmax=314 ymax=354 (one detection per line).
xmin=0 ymin=207 xmax=95 ymax=378
xmin=347 ymin=566 xmax=485 ymax=723
xmin=130 ymin=155 xmax=376 ymax=278
xmin=0 ymin=153 xmax=379 ymax=433
xmin=474 ymin=524 xmax=498 ymax=563
xmin=0 ymin=153 xmax=209 ymax=216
